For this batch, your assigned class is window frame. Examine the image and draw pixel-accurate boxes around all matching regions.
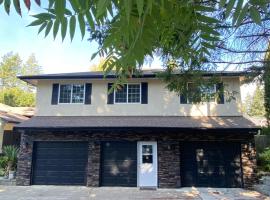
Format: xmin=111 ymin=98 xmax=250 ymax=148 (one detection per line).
xmin=58 ymin=83 xmax=86 ymax=104
xmin=186 ymin=82 xmax=217 ymax=104
xmin=114 ymin=83 xmax=142 ymax=104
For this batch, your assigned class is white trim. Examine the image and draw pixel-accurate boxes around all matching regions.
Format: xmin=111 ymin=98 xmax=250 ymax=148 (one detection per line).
xmin=58 ymin=84 xmax=85 ymax=104
xmin=114 ymin=83 xmax=141 ymax=104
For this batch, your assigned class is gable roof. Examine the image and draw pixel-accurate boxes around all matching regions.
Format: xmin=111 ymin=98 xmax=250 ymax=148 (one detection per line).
xmin=15 ymin=116 xmax=258 ymax=131
xmin=18 ymin=69 xmax=247 ymax=86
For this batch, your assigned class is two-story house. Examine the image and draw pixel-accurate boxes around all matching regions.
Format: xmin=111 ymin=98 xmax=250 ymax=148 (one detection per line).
xmin=15 ymin=70 xmax=258 ymax=188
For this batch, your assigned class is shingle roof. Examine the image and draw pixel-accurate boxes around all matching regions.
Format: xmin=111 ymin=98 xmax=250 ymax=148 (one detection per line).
xmin=15 ymin=116 xmax=258 ymax=130
xmin=0 ymin=103 xmax=34 ymax=123
xmin=0 ymin=111 xmax=29 ymax=123
xmin=18 ymin=70 xmax=247 ymax=86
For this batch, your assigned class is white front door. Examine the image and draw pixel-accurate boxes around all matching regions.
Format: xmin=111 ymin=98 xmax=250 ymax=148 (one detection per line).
xmin=138 ymin=141 xmax=157 ymax=187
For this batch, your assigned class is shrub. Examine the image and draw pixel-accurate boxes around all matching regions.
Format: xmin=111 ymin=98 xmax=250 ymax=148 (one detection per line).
xmin=262 ymin=127 xmax=270 ymax=135
xmin=2 ymin=146 xmax=19 ymax=171
xmin=258 ymin=148 xmax=270 ymax=172
xmin=0 ymin=156 xmax=8 ymax=176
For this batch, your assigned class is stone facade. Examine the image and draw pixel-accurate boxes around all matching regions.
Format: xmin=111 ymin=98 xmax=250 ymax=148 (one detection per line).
xmin=16 ymin=129 xmax=257 ymax=188
xmin=241 ymin=142 xmax=258 ymax=188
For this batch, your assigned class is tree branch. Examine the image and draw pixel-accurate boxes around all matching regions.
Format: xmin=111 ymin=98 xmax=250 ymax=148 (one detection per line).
xmin=207 ymin=60 xmax=269 ymax=64
xmin=216 ymin=45 xmax=269 ymax=54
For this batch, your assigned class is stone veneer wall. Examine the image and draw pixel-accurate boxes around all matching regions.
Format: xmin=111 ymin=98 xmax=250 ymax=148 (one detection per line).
xmin=241 ymin=142 xmax=258 ymax=188
xmin=16 ymin=130 xmax=257 ymax=188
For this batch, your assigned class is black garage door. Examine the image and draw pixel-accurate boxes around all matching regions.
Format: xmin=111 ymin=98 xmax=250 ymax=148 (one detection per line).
xmin=181 ymin=142 xmax=242 ymax=187
xmin=101 ymin=141 xmax=137 ymax=186
xmin=32 ymin=141 xmax=88 ymax=185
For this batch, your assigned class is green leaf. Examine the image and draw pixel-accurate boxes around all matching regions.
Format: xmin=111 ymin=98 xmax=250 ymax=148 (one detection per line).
xmin=199 ymin=24 xmax=220 ymax=36
xmin=48 ymin=0 xmax=54 ymax=8
xmin=4 ymin=0 xmax=11 ymax=15
xmin=219 ymin=0 xmax=226 ymax=8
xmin=201 ymin=41 xmax=216 ymax=49
xmin=0 ymin=0 xmax=4 ymax=5
xmin=91 ymin=51 xmax=99 ymax=60
xmin=53 ymin=19 xmax=60 ymax=39
xmin=232 ymin=0 xmax=244 ymax=25
xmin=13 ymin=0 xmax=21 ymax=16
xmin=55 ymin=0 xmax=66 ymax=21
xmin=236 ymin=4 xmax=248 ymax=26
xmin=45 ymin=20 xmax=53 ymax=37
xmin=124 ymin=0 xmax=132 ymax=23
xmin=197 ymin=14 xmax=220 ymax=24
xmin=38 ymin=22 xmax=47 ymax=34
xmin=250 ymin=6 xmax=261 ymax=25
xmin=225 ymin=0 xmax=236 ymax=19
xmin=61 ymin=17 xmax=67 ymax=41
xmin=201 ymin=34 xmax=220 ymax=41
xmin=32 ymin=13 xmax=55 ymax=20
xmin=194 ymin=5 xmax=216 ymax=12
xmin=69 ymin=15 xmax=76 ymax=41
xmin=27 ymin=19 xmax=44 ymax=26
xmin=70 ymin=0 xmax=80 ymax=12
xmin=96 ymin=0 xmax=109 ymax=18
xmin=78 ymin=14 xmax=85 ymax=39
xmin=85 ymin=11 xmax=95 ymax=30
xmin=64 ymin=8 xmax=72 ymax=16
xmin=136 ymin=0 xmax=144 ymax=17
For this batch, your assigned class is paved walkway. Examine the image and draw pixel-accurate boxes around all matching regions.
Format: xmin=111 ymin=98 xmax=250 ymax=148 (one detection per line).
xmin=0 ymin=186 xmax=269 ymax=200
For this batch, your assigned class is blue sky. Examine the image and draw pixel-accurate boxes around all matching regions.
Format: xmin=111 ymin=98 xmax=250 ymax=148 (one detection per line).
xmin=0 ymin=3 xmax=102 ymax=74
xmin=0 ymin=3 xmax=162 ymax=74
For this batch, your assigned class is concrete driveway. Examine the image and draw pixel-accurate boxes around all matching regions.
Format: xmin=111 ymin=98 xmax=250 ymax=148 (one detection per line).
xmin=0 ymin=186 xmax=269 ymax=200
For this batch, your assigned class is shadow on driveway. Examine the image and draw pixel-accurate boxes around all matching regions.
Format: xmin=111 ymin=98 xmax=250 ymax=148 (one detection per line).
xmin=0 ymin=186 xmax=269 ymax=200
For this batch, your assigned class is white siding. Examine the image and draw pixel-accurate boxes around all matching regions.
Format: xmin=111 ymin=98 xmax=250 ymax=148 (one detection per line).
xmin=35 ymin=77 xmax=242 ymax=116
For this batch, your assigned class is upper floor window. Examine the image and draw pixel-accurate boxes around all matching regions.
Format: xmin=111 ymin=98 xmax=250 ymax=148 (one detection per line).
xmin=114 ymin=83 xmax=141 ymax=103
xmin=187 ymin=83 xmax=216 ymax=103
xmin=59 ymin=84 xmax=85 ymax=104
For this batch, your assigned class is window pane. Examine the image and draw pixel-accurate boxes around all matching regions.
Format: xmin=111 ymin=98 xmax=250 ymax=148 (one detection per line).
xmin=128 ymin=84 xmax=140 ymax=103
xmin=72 ymin=84 xmax=85 ymax=103
xmin=59 ymin=85 xmax=72 ymax=103
xmin=142 ymin=155 xmax=153 ymax=163
xmin=187 ymin=83 xmax=201 ymax=103
xmin=142 ymin=145 xmax=153 ymax=154
xmin=200 ymin=85 xmax=216 ymax=102
xmin=115 ymin=84 xmax=127 ymax=103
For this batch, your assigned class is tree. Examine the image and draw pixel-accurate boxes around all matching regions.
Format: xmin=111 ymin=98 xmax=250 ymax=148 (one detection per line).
xmin=0 ymin=52 xmax=41 ymax=107
xmin=89 ymin=57 xmax=105 ymax=71
xmin=0 ymin=52 xmax=22 ymax=88
xmin=264 ymin=48 xmax=270 ymax=126
xmin=0 ymin=88 xmax=35 ymax=107
xmin=22 ymin=54 xmax=42 ymax=76
xmin=1 ymin=1 xmax=269 ymax=97
xmin=246 ymin=86 xmax=266 ymax=117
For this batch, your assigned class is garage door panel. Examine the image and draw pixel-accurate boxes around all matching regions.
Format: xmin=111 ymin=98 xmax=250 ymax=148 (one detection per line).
xmin=181 ymin=142 xmax=242 ymax=188
xmin=101 ymin=141 xmax=137 ymax=187
xmin=32 ymin=141 xmax=88 ymax=185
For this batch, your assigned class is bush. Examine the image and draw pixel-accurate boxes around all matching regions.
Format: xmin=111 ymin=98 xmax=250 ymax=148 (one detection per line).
xmin=258 ymin=148 xmax=270 ymax=172
xmin=262 ymin=127 xmax=270 ymax=135
xmin=2 ymin=146 xmax=19 ymax=171
xmin=0 ymin=156 xmax=8 ymax=176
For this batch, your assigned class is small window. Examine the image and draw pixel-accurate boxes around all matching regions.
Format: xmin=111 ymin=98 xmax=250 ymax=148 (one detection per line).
xmin=114 ymin=84 xmax=141 ymax=103
xmin=59 ymin=84 xmax=85 ymax=104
